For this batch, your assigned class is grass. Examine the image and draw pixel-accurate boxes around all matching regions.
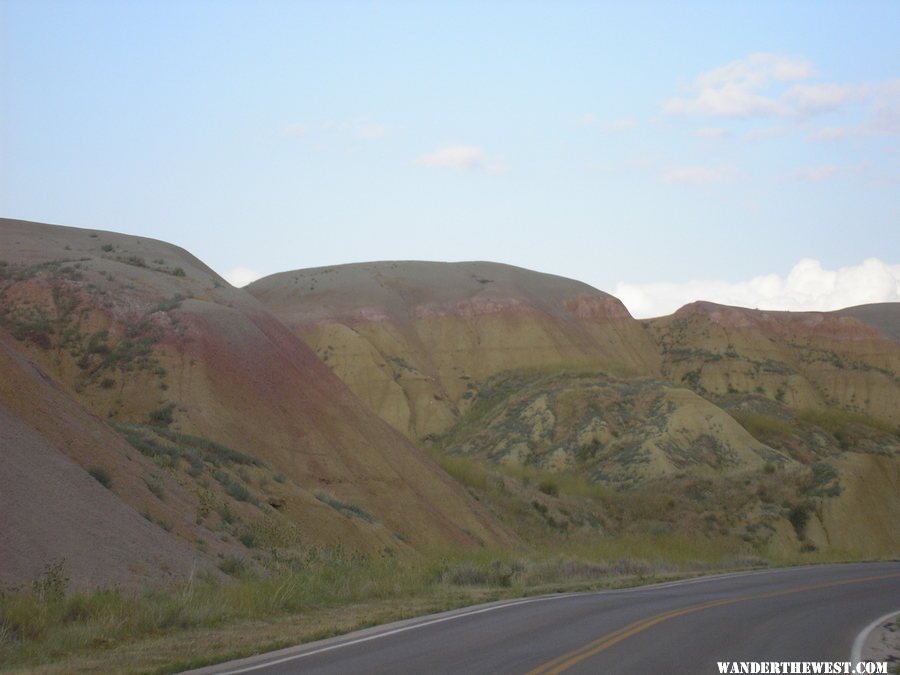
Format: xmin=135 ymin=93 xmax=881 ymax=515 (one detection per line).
xmin=111 ymin=423 xmax=264 ymax=470
xmin=432 ymin=452 xmax=610 ymax=502
xmin=731 ymin=410 xmax=794 ymax=442
xmin=797 ymin=408 xmax=898 ymax=437
xmin=0 ymin=545 xmax=778 ymax=673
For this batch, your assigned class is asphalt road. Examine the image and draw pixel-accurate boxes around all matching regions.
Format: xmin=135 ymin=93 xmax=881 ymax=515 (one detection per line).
xmin=191 ymin=562 xmax=900 ymax=674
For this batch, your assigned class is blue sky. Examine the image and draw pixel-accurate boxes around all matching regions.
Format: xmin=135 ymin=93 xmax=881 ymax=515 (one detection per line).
xmin=2 ymin=1 xmax=898 ymax=316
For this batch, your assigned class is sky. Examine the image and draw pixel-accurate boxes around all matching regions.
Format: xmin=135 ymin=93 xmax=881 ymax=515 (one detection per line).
xmin=2 ymin=1 xmax=898 ymax=317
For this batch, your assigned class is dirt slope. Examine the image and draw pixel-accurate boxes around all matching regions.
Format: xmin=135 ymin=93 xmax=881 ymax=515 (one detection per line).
xmin=0 ymin=330 xmax=219 ymax=589
xmin=248 ymin=261 xmax=660 ymax=439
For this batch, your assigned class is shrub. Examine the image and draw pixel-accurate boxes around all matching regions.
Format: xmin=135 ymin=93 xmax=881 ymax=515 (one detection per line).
xmin=145 ymin=474 xmax=164 ymax=500
xmin=538 ymin=479 xmax=559 ymax=497
xmin=315 ymin=492 xmax=375 ymax=523
xmin=149 ymin=403 xmax=176 ymax=426
xmin=226 ymin=481 xmax=251 ymax=502
xmin=30 ymin=559 xmax=69 ymax=603
xmin=218 ymin=556 xmax=248 ymax=577
xmin=87 ymin=466 xmax=112 ymax=489
xmin=788 ymin=503 xmax=810 ymax=539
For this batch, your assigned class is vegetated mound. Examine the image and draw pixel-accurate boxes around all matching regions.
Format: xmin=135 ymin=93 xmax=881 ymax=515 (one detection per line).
xmin=431 ymin=368 xmax=899 ymax=558
xmin=434 ymin=369 xmax=790 ymax=488
xmin=248 ymin=261 xmax=661 ymax=439
xmin=0 ymin=219 xmax=513 ymax=587
xmin=645 ymin=301 xmax=900 ymax=426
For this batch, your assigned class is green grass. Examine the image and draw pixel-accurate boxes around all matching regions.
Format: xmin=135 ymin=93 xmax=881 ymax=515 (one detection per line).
xmin=730 ymin=410 xmax=794 ymax=442
xmin=433 ymin=455 xmax=491 ymax=491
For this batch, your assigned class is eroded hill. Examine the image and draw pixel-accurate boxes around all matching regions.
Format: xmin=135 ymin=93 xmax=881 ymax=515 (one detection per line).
xmin=248 ymin=263 xmax=898 ymax=558
xmin=646 ymin=301 xmax=900 ymax=425
xmin=248 ymin=261 xmax=660 ymax=439
xmin=0 ymin=219 xmax=513 ymax=587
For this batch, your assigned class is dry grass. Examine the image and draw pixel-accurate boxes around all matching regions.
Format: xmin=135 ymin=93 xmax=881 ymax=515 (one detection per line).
xmin=1 ymin=543 xmax=783 ymax=673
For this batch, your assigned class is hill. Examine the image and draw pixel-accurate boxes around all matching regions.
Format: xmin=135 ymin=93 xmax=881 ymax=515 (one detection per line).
xmin=247 ymin=261 xmax=660 ymax=439
xmin=0 ymin=219 xmax=513 ymax=587
xmin=249 ymin=264 xmax=898 ymax=558
xmin=645 ymin=301 xmax=900 ymax=425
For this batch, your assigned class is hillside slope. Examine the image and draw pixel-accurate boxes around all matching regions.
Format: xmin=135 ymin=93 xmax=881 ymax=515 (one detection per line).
xmin=0 ymin=219 xmax=513 ymax=589
xmin=248 ymin=261 xmax=660 ymax=439
xmin=0 ymin=331 xmax=213 ymax=589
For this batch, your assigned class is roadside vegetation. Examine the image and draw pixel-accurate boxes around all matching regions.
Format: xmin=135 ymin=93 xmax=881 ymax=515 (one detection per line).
xmin=0 ymin=542 xmax=789 ymax=673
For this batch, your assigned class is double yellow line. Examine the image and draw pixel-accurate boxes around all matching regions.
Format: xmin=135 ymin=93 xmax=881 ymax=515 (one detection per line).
xmin=527 ymin=572 xmax=900 ymax=675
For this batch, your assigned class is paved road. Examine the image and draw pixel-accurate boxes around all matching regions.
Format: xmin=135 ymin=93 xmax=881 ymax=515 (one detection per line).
xmin=191 ymin=562 xmax=900 ymax=674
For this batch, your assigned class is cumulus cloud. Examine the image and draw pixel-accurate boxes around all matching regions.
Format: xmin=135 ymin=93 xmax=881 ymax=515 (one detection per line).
xmin=417 ymin=145 xmax=489 ymax=172
xmin=224 ymin=267 xmax=262 ymax=288
xmin=661 ymin=165 xmax=742 ymax=186
xmin=614 ymin=258 xmax=900 ymax=319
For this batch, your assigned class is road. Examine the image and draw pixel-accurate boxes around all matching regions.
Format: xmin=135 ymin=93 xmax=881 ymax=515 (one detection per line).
xmin=190 ymin=562 xmax=900 ymax=674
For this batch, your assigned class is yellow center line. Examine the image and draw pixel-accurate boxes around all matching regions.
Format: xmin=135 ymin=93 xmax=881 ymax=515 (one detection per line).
xmin=526 ymin=572 xmax=900 ymax=675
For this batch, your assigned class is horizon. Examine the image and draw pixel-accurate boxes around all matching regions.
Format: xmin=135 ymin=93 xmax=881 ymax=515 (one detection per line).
xmin=2 ymin=1 xmax=898 ymax=317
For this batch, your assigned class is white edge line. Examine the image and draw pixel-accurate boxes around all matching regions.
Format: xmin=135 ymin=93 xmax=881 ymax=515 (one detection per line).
xmin=850 ymin=608 xmax=900 ymax=665
xmin=208 ymin=563 xmax=891 ymax=674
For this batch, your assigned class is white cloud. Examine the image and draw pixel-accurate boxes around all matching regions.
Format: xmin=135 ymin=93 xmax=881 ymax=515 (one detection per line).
xmin=224 ymin=267 xmax=262 ymax=288
xmin=784 ymin=83 xmax=860 ymax=116
xmin=664 ymin=53 xmax=812 ymax=118
xmin=665 ymin=55 xmax=899 ymax=134
xmin=794 ymin=164 xmax=840 ymax=182
xmin=614 ymin=258 xmax=900 ymax=319
xmin=417 ymin=145 xmax=488 ymax=172
xmin=661 ymin=164 xmax=742 ymax=185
